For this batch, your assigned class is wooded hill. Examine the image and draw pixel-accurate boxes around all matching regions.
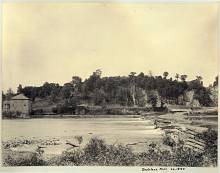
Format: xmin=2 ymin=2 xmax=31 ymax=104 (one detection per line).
xmin=3 ymin=70 xmax=218 ymax=112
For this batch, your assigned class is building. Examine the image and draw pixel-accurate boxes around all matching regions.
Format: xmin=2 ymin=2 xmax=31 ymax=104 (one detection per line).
xmin=3 ymin=94 xmax=32 ymax=118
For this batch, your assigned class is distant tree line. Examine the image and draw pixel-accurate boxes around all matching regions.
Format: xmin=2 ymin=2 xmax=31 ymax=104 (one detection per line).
xmin=2 ymin=70 xmax=218 ymax=108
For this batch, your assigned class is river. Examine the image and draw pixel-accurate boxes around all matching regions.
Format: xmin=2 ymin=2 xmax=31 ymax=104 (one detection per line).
xmin=2 ymin=117 xmax=165 ymax=153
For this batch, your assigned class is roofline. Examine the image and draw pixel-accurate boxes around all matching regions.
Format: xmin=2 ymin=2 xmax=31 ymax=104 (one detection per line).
xmin=11 ymin=98 xmax=30 ymax=100
xmin=11 ymin=93 xmax=30 ymax=100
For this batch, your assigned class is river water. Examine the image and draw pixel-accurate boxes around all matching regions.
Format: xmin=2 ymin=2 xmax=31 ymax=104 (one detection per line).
xmin=2 ymin=117 xmax=164 ymax=153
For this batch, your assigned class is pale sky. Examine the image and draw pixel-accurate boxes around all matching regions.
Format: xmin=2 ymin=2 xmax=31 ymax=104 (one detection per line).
xmin=2 ymin=3 xmax=219 ymax=92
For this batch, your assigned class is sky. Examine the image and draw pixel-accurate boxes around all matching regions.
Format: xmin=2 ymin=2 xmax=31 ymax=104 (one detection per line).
xmin=2 ymin=3 xmax=219 ymax=92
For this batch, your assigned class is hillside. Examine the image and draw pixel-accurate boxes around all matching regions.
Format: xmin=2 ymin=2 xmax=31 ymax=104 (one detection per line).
xmin=3 ymin=71 xmax=218 ymax=115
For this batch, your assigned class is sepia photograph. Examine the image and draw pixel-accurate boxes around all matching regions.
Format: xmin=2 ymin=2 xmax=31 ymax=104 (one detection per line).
xmin=0 ymin=1 xmax=219 ymax=169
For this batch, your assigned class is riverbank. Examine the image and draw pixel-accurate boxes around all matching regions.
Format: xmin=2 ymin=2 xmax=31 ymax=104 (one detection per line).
xmin=2 ymin=134 xmax=217 ymax=167
xmin=2 ymin=114 xmax=142 ymax=120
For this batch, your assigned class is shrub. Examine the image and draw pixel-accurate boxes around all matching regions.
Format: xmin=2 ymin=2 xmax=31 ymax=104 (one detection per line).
xmin=58 ymin=149 xmax=85 ymax=166
xmin=2 ymin=150 xmax=46 ymax=166
xmin=196 ymin=129 xmax=218 ymax=166
xmin=163 ymin=135 xmax=176 ymax=147
xmin=83 ymin=138 xmax=135 ymax=166
xmin=74 ymin=136 xmax=83 ymax=145
xmin=3 ymin=139 xmax=35 ymax=149
xmin=172 ymin=147 xmax=204 ymax=167
xmin=49 ymin=137 xmax=136 ymax=166
xmin=3 ymin=135 xmax=217 ymax=167
xmin=136 ymin=143 xmax=173 ymax=166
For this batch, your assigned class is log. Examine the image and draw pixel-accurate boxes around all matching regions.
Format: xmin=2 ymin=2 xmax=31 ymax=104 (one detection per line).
xmin=37 ymin=145 xmax=46 ymax=149
xmin=66 ymin=142 xmax=79 ymax=148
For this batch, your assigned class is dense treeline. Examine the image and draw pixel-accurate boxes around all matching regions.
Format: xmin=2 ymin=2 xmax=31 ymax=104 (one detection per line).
xmin=3 ymin=70 xmax=218 ymax=107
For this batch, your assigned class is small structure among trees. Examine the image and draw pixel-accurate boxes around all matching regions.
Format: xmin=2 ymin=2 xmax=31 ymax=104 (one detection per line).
xmin=3 ymin=93 xmax=32 ymax=118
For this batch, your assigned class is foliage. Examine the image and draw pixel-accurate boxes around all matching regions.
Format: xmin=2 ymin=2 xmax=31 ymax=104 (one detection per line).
xmin=194 ymin=88 xmax=213 ymax=106
xmin=51 ymin=137 xmax=136 ymax=166
xmin=51 ymin=137 xmax=216 ymax=167
xmin=136 ymin=143 xmax=173 ymax=166
xmin=8 ymin=70 xmax=215 ymax=109
xmin=163 ymin=135 xmax=176 ymax=147
xmin=148 ymin=94 xmax=158 ymax=108
xmin=2 ymin=135 xmax=217 ymax=167
xmin=172 ymin=147 xmax=204 ymax=167
xmin=213 ymin=76 xmax=218 ymax=87
xmin=196 ymin=129 xmax=218 ymax=166
xmin=2 ymin=91 xmax=6 ymax=100
xmin=17 ymin=84 xmax=23 ymax=94
xmin=5 ymin=88 xmax=14 ymax=100
xmin=2 ymin=150 xmax=46 ymax=166
xmin=180 ymin=75 xmax=187 ymax=82
xmin=74 ymin=136 xmax=83 ymax=145
xmin=163 ymin=71 xmax=169 ymax=79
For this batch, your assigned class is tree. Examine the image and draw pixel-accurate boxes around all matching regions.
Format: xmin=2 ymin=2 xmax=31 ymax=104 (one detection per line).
xmin=138 ymin=72 xmax=144 ymax=78
xmin=129 ymin=72 xmax=136 ymax=78
xmin=148 ymin=70 xmax=153 ymax=77
xmin=4 ymin=70 xmax=214 ymax=113
xmin=94 ymin=69 xmax=102 ymax=77
xmin=196 ymin=76 xmax=203 ymax=85
xmin=71 ymin=76 xmax=82 ymax=94
xmin=213 ymin=76 xmax=218 ymax=87
xmin=135 ymin=88 xmax=147 ymax=107
xmin=129 ymin=72 xmax=137 ymax=106
xmin=2 ymin=92 xmax=5 ymax=101
xmin=72 ymin=76 xmax=82 ymax=86
xmin=194 ymin=88 xmax=212 ymax=106
xmin=69 ymin=96 xmax=81 ymax=107
xmin=17 ymin=84 xmax=23 ymax=94
xmin=5 ymin=88 xmax=14 ymax=100
xmin=163 ymin=72 xmax=169 ymax=79
xmin=50 ymin=84 xmax=61 ymax=102
xmin=180 ymin=75 xmax=187 ymax=82
xmin=175 ymin=73 xmax=180 ymax=81
xmin=61 ymin=83 xmax=72 ymax=99
xmin=85 ymin=70 xmax=103 ymax=93
xmin=21 ymin=86 xmax=38 ymax=101
xmin=196 ymin=76 xmax=203 ymax=81
xmin=148 ymin=94 xmax=158 ymax=108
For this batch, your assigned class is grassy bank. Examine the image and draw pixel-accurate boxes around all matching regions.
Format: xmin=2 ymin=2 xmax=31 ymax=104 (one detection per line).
xmin=2 ymin=131 xmax=217 ymax=167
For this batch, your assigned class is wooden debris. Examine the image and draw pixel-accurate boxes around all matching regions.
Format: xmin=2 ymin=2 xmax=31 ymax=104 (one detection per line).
xmin=66 ymin=141 xmax=79 ymax=148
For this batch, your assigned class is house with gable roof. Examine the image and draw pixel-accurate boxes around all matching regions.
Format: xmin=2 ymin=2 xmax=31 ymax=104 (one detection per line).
xmin=3 ymin=93 xmax=32 ymax=118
